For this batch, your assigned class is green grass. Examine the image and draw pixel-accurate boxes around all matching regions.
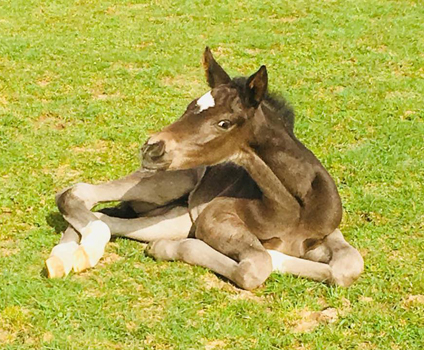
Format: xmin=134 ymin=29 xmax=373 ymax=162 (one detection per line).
xmin=1 ymin=0 xmax=423 ymax=349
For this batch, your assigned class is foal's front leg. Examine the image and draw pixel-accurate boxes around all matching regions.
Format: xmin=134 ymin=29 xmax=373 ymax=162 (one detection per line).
xmin=148 ymin=197 xmax=273 ymax=290
xmin=47 ymin=169 xmax=199 ymax=277
xmin=195 ymin=198 xmax=273 ymax=289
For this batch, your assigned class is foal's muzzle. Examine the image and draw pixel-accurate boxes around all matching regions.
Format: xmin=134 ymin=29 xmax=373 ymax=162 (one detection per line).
xmin=141 ymin=140 xmax=170 ymax=170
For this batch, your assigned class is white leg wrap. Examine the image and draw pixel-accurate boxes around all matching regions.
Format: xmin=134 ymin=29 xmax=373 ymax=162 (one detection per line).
xmin=267 ymin=250 xmax=296 ymax=274
xmin=50 ymin=241 xmax=79 ymax=274
xmin=80 ymin=220 xmax=111 ymax=267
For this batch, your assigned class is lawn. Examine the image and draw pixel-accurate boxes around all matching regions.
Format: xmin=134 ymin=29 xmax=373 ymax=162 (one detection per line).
xmin=0 ymin=0 xmax=423 ymax=349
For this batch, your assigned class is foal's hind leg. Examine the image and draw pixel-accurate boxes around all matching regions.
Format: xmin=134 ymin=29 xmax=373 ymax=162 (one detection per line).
xmin=272 ymin=229 xmax=363 ymax=287
xmin=93 ymin=206 xmax=192 ymax=242
xmin=324 ymin=229 xmax=364 ymax=287
xmin=47 ymin=205 xmax=193 ymax=278
xmin=302 ymin=229 xmax=363 ymax=286
xmin=56 ymin=169 xmax=198 ymax=232
xmin=48 ymin=168 xmax=199 ymax=277
xmin=266 ymin=250 xmax=334 ymax=283
xmin=46 ymin=226 xmax=80 ymax=278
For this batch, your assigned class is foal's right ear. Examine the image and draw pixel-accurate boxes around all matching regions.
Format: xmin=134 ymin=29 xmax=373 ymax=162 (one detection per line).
xmin=202 ymin=47 xmax=231 ymax=88
xmin=245 ymin=65 xmax=268 ymax=108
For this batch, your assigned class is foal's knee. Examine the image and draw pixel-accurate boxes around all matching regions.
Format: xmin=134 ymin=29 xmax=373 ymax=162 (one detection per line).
xmin=233 ymin=253 xmax=273 ymax=290
xmin=330 ymin=247 xmax=364 ymax=287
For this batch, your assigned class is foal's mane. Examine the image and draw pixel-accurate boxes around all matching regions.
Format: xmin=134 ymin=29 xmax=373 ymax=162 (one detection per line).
xmin=232 ymin=77 xmax=295 ymax=133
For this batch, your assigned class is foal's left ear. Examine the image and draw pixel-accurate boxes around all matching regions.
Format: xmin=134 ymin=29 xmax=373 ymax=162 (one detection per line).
xmin=245 ymin=65 xmax=268 ymax=108
xmin=202 ymin=47 xmax=232 ymax=88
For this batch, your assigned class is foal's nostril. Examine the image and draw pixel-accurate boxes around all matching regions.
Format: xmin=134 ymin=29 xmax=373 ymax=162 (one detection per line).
xmin=143 ymin=140 xmax=166 ymax=160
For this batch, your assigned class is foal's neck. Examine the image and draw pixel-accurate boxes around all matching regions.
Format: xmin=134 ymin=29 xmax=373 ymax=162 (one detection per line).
xmin=234 ymin=105 xmax=307 ymax=210
xmin=234 ymin=148 xmax=299 ymax=210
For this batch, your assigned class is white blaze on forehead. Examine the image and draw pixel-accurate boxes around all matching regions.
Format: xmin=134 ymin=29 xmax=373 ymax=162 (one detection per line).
xmin=196 ymin=91 xmax=215 ymax=113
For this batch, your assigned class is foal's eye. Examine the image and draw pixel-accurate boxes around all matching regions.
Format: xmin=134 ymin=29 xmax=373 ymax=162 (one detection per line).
xmin=217 ymin=120 xmax=233 ymax=130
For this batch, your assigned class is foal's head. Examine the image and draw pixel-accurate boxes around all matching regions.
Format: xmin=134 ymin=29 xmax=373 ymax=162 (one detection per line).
xmin=141 ymin=47 xmax=268 ymax=171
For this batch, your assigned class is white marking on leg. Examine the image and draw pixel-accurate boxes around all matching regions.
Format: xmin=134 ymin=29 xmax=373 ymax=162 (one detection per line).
xmin=196 ymin=91 xmax=215 ymax=113
xmin=50 ymin=241 xmax=79 ymax=274
xmin=267 ymin=250 xmax=297 ymax=274
xmin=268 ymin=249 xmax=333 ymax=282
xmin=80 ymin=220 xmax=111 ymax=267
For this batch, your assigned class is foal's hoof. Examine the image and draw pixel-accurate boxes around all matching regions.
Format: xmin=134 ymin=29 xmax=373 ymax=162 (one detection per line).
xmin=45 ymin=256 xmax=66 ymax=278
xmin=73 ymin=246 xmax=91 ymax=273
xmin=145 ymin=241 xmax=161 ymax=258
xmin=145 ymin=241 xmax=155 ymax=257
xmin=146 ymin=239 xmax=176 ymax=261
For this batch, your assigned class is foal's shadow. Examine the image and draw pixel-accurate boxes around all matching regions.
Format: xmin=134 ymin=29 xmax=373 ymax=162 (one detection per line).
xmin=46 ymin=211 xmax=68 ymax=234
xmin=41 ymin=212 xmax=67 ymax=278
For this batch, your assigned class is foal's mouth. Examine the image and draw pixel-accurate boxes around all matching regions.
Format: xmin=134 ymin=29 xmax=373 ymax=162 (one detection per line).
xmin=141 ymin=158 xmax=172 ymax=171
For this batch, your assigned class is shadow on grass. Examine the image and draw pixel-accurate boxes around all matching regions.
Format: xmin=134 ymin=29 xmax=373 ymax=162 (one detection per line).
xmin=40 ymin=266 xmax=49 ymax=278
xmin=46 ymin=211 xmax=68 ymax=234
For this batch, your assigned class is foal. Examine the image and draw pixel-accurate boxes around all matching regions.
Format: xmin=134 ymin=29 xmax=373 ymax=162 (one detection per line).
xmin=47 ymin=48 xmax=363 ymax=289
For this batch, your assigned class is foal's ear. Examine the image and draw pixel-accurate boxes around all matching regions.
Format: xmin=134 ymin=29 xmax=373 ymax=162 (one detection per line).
xmin=245 ymin=65 xmax=268 ymax=107
xmin=202 ymin=47 xmax=231 ymax=88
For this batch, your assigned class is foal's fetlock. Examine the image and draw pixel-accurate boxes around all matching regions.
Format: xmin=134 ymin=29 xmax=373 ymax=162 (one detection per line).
xmin=73 ymin=220 xmax=111 ymax=272
xmin=46 ymin=241 xmax=79 ymax=278
xmin=330 ymin=248 xmax=364 ymax=287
